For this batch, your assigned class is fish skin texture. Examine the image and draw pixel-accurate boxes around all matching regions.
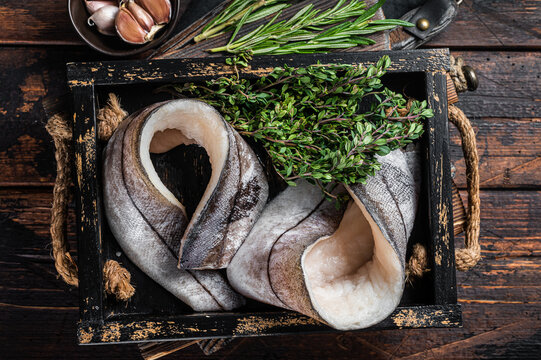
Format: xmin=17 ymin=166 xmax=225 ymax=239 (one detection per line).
xmin=179 ymin=119 xmax=240 ymax=269
xmin=346 ymin=149 xmax=419 ymax=268
xmin=213 ymin=130 xmax=269 ymax=268
xmin=227 ymin=180 xmax=340 ymax=309
xmin=268 ymin=194 xmax=345 ymax=320
xmin=103 ymin=108 xmax=244 ymax=311
xmin=228 ymin=149 xmax=420 ymax=329
xmin=122 ymin=103 xmax=188 ymax=254
xmin=176 ymin=101 xmax=269 ymax=270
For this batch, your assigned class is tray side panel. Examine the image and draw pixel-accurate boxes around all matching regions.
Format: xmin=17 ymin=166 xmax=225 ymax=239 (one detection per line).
xmin=66 ymin=49 xmax=450 ymax=86
xmin=425 ymin=72 xmax=457 ymax=305
xmin=72 ymin=84 xmax=104 ymax=323
xmin=78 ymin=305 xmax=462 ymax=344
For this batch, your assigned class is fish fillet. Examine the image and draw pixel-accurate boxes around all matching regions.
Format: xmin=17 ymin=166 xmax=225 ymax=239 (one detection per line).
xmin=228 ymin=149 xmax=419 ymax=329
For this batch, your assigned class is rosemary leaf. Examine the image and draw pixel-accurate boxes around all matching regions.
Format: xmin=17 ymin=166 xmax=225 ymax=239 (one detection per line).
xmin=198 ymin=0 xmax=412 ymax=56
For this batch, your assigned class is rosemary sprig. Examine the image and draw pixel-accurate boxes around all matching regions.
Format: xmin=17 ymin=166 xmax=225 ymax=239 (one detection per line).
xmin=207 ymin=0 xmax=412 ymax=55
xmin=168 ymin=56 xmax=432 ymax=190
xmin=194 ymin=0 xmax=290 ymax=43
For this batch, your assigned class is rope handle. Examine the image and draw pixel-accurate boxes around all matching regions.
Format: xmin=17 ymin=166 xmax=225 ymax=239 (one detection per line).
xmin=406 ymin=105 xmax=481 ymax=279
xmin=46 ymin=114 xmax=79 ymax=287
xmin=46 ymin=94 xmax=135 ymax=301
xmin=448 ymin=104 xmax=481 ymax=271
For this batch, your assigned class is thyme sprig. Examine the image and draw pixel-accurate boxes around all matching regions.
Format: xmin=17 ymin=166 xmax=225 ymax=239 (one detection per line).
xmin=204 ymin=0 xmax=412 ymax=55
xmin=169 ymin=56 xmax=432 ymax=190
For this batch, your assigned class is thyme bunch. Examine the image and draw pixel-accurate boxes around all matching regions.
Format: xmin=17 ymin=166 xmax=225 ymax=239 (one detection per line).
xmin=169 ymin=56 xmax=432 ymax=192
xmin=202 ymin=0 xmax=412 ymax=56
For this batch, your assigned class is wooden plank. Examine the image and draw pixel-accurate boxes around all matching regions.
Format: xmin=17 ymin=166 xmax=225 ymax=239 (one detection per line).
xmin=0 ymin=0 xmax=81 ymax=45
xmin=362 ymin=304 xmax=541 ymax=360
xmin=451 ymin=51 xmax=540 ymax=119
xmin=451 ymin=118 xmax=541 ymax=189
xmin=0 ymin=47 xmax=103 ymax=186
xmin=461 ymin=190 xmax=541 ymax=241
xmin=427 ymin=0 xmax=541 ymax=49
xmin=76 ymin=305 xmax=462 ymax=344
xmin=71 ymin=84 xmax=103 ymax=323
xmin=424 ymin=72 xmax=456 ymax=305
xmin=66 ymin=49 xmax=450 ymax=86
xmin=0 ymin=0 xmax=193 ymax=46
xmin=138 ymin=340 xmax=200 ymax=360
xmin=1 ymin=306 xmax=142 ymax=359
xmin=1 ymin=303 xmax=539 ymax=359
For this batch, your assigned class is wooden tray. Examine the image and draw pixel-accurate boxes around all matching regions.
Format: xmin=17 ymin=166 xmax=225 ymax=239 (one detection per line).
xmin=67 ymin=49 xmax=459 ymax=345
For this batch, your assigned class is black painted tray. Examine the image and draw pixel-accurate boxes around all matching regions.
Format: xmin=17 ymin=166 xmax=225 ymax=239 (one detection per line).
xmin=67 ymin=49 xmax=460 ymax=345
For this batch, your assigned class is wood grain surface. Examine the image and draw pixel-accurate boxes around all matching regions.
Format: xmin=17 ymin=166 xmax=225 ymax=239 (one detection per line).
xmin=0 ymin=0 xmax=540 ymax=359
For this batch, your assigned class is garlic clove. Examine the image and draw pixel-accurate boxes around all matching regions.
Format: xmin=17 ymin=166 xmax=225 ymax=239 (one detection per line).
xmin=85 ymin=0 xmax=118 ymax=15
xmin=144 ymin=24 xmax=165 ymax=43
xmin=126 ymin=0 xmax=155 ymax=32
xmin=136 ymin=0 xmax=171 ymax=25
xmin=87 ymin=5 xmax=119 ymax=36
xmin=116 ymin=7 xmax=148 ymax=44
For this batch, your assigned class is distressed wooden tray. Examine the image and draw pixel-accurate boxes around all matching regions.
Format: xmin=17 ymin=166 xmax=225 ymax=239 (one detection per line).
xmin=67 ymin=49 xmax=459 ymax=345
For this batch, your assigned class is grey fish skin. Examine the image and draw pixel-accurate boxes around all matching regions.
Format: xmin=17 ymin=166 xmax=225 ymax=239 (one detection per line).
xmin=227 ymin=180 xmax=345 ymax=310
xmin=346 ymin=149 xmax=420 ymax=268
xmin=216 ymin=131 xmax=269 ymax=268
xmin=178 ymin=116 xmax=241 ymax=269
xmin=122 ymin=103 xmax=187 ymax=254
xmin=174 ymin=100 xmax=269 ymax=270
xmin=268 ymin=193 xmax=346 ymax=319
xmin=103 ymin=107 xmax=244 ymax=311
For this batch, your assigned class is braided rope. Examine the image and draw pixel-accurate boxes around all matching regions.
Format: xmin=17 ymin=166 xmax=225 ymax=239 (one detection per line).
xmin=449 ymin=55 xmax=469 ymax=93
xmin=449 ymin=105 xmax=482 ymax=271
xmin=45 ymin=115 xmax=79 ymax=286
xmin=46 ymin=94 xmax=134 ymax=301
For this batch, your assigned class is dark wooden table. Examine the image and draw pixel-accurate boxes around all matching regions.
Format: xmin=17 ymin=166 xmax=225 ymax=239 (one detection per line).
xmin=1 ymin=1 xmax=539 ymax=359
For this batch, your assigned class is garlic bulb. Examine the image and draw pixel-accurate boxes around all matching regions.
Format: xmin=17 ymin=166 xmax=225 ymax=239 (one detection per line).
xmin=115 ymin=0 xmax=170 ymax=44
xmin=87 ymin=5 xmax=119 ymax=36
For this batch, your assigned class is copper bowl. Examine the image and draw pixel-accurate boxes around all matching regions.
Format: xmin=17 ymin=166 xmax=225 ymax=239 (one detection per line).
xmin=68 ymin=0 xmax=181 ymax=57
